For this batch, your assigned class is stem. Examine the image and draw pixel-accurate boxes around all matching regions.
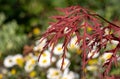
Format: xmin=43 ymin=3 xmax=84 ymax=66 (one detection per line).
xmin=89 ymin=14 xmax=120 ymax=28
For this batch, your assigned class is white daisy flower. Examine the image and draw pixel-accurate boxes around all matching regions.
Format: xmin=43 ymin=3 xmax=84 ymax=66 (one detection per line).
xmin=61 ymin=75 xmax=73 ymax=79
xmin=26 ymin=53 xmax=38 ymax=59
xmin=41 ymin=50 xmax=50 ymax=58
xmin=13 ymin=54 xmax=23 ymax=64
xmin=47 ymin=68 xmax=62 ymax=79
xmin=88 ymin=39 xmax=95 ymax=46
xmin=105 ymin=28 xmax=110 ymax=35
xmin=24 ymin=63 xmax=35 ymax=72
xmin=38 ymin=50 xmax=56 ymax=68
xmin=48 ymin=43 xmax=54 ymax=52
xmin=3 ymin=55 xmax=16 ymax=68
xmin=66 ymin=52 xmax=71 ymax=58
xmin=36 ymin=38 xmax=47 ymax=46
xmin=49 ymin=44 xmax=71 ymax=58
xmin=102 ymin=39 xmax=107 ymax=43
xmin=24 ymin=56 xmax=37 ymax=72
xmin=67 ymin=36 xmax=79 ymax=50
xmin=87 ymin=49 xmax=99 ymax=58
xmin=38 ymin=57 xmax=51 ymax=68
xmin=110 ymin=40 xmax=119 ymax=49
xmin=62 ymin=71 xmax=79 ymax=79
xmin=33 ymin=38 xmax=47 ymax=51
xmin=64 ymin=27 xmax=71 ymax=34
xmin=111 ymin=40 xmax=119 ymax=45
xmin=27 ymin=57 xmax=37 ymax=66
xmin=117 ymin=56 xmax=120 ymax=61
xmin=56 ymin=58 xmax=70 ymax=70
xmin=68 ymin=71 xmax=79 ymax=79
xmin=13 ymin=54 xmax=24 ymax=67
xmin=62 ymin=68 xmax=69 ymax=76
xmin=102 ymin=52 xmax=113 ymax=60
xmin=53 ymin=43 xmax=64 ymax=55
xmin=38 ymin=56 xmax=56 ymax=68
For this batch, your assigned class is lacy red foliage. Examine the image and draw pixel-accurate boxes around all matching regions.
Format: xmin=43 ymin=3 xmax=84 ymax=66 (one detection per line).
xmin=38 ymin=6 xmax=120 ymax=77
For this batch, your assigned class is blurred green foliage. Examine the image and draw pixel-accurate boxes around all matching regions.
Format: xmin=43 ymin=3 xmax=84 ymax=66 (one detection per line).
xmin=0 ymin=13 xmax=27 ymax=54
xmin=0 ymin=0 xmax=120 ymax=29
xmin=0 ymin=0 xmax=120 ymax=33
xmin=67 ymin=0 xmax=120 ymax=20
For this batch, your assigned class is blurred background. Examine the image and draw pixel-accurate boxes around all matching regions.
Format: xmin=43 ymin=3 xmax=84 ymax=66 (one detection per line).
xmin=0 ymin=0 xmax=120 ymax=79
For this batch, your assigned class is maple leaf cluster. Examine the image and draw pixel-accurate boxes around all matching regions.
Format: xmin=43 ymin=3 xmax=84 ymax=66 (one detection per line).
xmin=38 ymin=6 xmax=120 ymax=78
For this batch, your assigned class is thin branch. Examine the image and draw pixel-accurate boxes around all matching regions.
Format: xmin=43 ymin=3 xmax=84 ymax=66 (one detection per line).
xmin=89 ymin=14 xmax=120 ymax=28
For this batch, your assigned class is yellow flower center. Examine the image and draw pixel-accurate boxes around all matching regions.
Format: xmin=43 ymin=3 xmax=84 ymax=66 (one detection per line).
xmin=33 ymin=27 xmax=40 ymax=35
xmin=42 ymin=59 xmax=47 ymax=63
xmin=88 ymin=59 xmax=98 ymax=65
xmin=29 ymin=71 xmax=36 ymax=78
xmin=42 ymin=53 xmax=47 ymax=57
xmin=11 ymin=69 xmax=16 ymax=75
xmin=16 ymin=58 xmax=24 ymax=67
xmin=52 ymin=71 xmax=59 ymax=76
xmin=31 ymin=59 xmax=36 ymax=64
xmin=63 ymin=62 xmax=67 ymax=66
xmin=76 ymin=49 xmax=82 ymax=55
xmin=111 ymin=44 xmax=116 ymax=49
xmin=106 ymin=54 xmax=112 ymax=59
xmin=57 ymin=47 xmax=62 ymax=51
xmin=110 ymin=30 xmax=113 ymax=34
xmin=87 ymin=27 xmax=92 ymax=32
xmin=70 ymin=44 xmax=75 ymax=49
xmin=35 ymin=52 xmax=39 ymax=56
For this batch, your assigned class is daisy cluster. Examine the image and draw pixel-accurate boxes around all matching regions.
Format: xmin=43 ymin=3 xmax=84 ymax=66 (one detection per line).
xmin=1 ymin=36 xmax=79 ymax=79
xmin=1 ymin=35 xmax=120 ymax=79
xmin=86 ymin=39 xmax=120 ymax=71
xmin=36 ymin=34 xmax=120 ymax=77
xmin=33 ymin=37 xmax=79 ymax=79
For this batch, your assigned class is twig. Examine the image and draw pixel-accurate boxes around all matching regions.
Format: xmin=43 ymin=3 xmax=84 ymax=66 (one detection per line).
xmin=89 ymin=14 xmax=120 ymax=28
